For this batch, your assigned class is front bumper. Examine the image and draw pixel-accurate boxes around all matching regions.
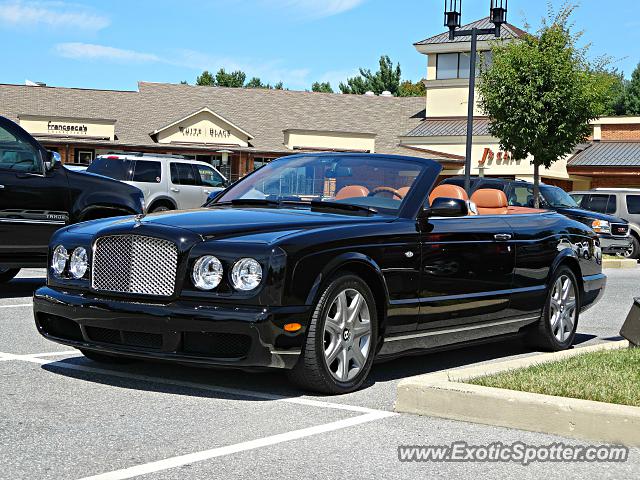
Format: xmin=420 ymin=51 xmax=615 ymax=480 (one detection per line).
xmin=33 ymin=286 xmax=310 ymax=370
xmin=599 ymin=235 xmax=632 ymax=254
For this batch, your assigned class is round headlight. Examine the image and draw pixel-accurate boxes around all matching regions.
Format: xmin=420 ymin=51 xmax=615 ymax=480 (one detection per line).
xmin=52 ymin=245 xmax=68 ymax=276
xmin=69 ymin=247 xmax=88 ymax=279
xmin=192 ymin=256 xmax=223 ymax=290
xmin=231 ymin=258 xmax=263 ymax=291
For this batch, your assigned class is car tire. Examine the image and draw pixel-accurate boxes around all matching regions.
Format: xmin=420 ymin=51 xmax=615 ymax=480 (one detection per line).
xmin=80 ymin=349 xmax=136 ymax=364
xmin=526 ymin=266 xmax=579 ymax=351
xmin=151 ymin=205 xmax=171 ymax=213
xmin=287 ymin=274 xmax=378 ymax=394
xmin=0 ymin=268 xmax=20 ymax=284
xmin=624 ymin=236 xmax=640 ymax=260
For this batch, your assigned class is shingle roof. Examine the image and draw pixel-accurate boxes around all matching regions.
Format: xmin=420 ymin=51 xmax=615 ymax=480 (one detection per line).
xmin=403 ymin=117 xmax=491 ymax=137
xmin=415 ymin=17 xmax=527 ymax=46
xmin=0 ymin=82 xmax=433 ymax=158
xmin=568 ymin=142 xmax=640 ymax=167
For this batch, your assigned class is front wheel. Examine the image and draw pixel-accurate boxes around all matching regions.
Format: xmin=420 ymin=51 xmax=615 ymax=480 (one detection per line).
xmin=624 ymin=236 xmax=640 ymax=260
xmin=287 ymin=274 xmax=378 ymax=394
xmin=0 ymin=267 xmax=20 ymax=283
xmin=526 ymin=266 xmax=579 ymax=351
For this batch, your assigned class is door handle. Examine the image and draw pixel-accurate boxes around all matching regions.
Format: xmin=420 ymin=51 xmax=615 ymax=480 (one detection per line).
xmin=0 ymin=185 xmax=4 ymax=189
xmin=494 ymin=233 xmax=512 ymax=241
xmin=203 ymin=189 xmax=211 ymax=194
xmin=170 ymin=187 xmax=180 ymax=193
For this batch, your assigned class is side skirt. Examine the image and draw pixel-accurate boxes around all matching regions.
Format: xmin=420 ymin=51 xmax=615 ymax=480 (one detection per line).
xmin=378 ymin=316 xmax=540 ymax=357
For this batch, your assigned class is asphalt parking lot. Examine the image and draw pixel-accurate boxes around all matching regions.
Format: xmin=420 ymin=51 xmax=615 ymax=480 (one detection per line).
xmin=1 ymin=268 xmax=639 ymax=479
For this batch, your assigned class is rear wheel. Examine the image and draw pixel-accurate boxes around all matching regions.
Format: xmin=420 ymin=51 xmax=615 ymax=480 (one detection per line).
xmin=80 ymin=349 xmax=136 ymax=364
xmin=526 ymin=266 xmax=579 ymax=351
xmin=287 ymin=274 xmax=377 ymax=394
xmin=150 ymin=204 xmax=172 ymax=213
xmin=0 ymin=267 xmax=20 ymax=283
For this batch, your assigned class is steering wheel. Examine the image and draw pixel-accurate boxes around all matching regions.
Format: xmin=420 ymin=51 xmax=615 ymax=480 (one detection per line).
xmin=368 ymin=186 xmax=403 ymax=200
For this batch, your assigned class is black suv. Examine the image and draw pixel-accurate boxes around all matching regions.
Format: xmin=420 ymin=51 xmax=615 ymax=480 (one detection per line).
xmin=0 ymin=116 xmax=144 ymax=283
xmin=441 ymin=176 xmax=632 ymax=255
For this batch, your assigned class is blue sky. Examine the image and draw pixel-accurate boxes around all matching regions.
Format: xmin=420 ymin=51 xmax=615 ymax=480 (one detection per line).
xmin=2 ymin=0 xmax=639 ymax=91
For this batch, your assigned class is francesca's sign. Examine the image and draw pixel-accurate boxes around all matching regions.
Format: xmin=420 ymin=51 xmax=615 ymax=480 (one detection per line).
xmin=479 ymin=147 xmax=517 ymax=166
xmin=18 ymin=115 xmax=116 ymax=140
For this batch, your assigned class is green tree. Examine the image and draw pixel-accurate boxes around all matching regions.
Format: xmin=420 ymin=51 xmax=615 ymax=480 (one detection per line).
xmin=624 ymin=63 xmax=640 ymax=115
xmin=215 ymin=68 xmax=246 ymax=88
xmin=477 ymin=5 xmax=612 ymax=207
xmin=311 ymin=82 xmax=334 ymax=93
xmin=273 ymin=82 xmax=284 ymax=90
xmin=246 ymin=77 xmax=266 ymax=88
xmin=600 ymin=70 xmax=628 ymax=116
xmin=339 ymin=55 xmax=402 ymax=95
xmin=398 ymin=80 xmax=426 ymax=97
xmin=180 ymin=80 xmax=189 ymax=85
xmin=195 ymin=70 xmax=215 ymax=86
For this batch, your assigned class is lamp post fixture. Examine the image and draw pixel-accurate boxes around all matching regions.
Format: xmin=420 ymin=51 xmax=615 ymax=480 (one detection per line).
xmin=444 ymin=0 xmax=508 ymax=195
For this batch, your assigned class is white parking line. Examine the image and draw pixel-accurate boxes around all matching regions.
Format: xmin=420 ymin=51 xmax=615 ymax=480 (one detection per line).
xmin=0 ymin=303 xmax=32 ymax=309
xmin=3 ymin=350 xmax=397 ymax=479
xmin=76 ymin=411 xmax=393 ymax=480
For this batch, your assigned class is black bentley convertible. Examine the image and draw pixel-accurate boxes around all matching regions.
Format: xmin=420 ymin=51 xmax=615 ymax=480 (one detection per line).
xmin=34 ymin=153 xmax=606 ymax=394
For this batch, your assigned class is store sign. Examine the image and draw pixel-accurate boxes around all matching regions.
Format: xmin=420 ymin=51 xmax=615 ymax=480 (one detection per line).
xmin=479 ymin=147 xmax=515 ymax=166
xmin=154 ymin=109 xmax=251 ymax=147
xmin=18 ymin=115 xmax=116 ymax=140
xmin=47 ymin=121 xmax=89 ymax=135
xmin=178 ymin=126 xmax=232 ymax=140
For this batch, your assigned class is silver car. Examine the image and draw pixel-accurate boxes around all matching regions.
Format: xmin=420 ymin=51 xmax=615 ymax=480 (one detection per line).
xmin=87 ymin=153 xmax=228 ymax=213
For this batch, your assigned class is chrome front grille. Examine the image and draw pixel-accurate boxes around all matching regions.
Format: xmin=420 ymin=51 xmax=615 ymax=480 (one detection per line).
xmin=92 ymin=235 xmax=178 ymax=296
xmin=612 ymin=223 xmax=630 ymax=237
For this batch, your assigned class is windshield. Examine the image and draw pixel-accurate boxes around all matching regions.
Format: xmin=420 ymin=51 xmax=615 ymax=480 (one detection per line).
xmin=215 ymin=155 xmax=426 ymax=213
xmin=540 ymin=186 xmax=579 ymax=208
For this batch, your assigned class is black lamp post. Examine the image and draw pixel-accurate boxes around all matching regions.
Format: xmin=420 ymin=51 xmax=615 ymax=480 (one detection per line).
xmin=444 ymin=0 xmax=508 ymax=194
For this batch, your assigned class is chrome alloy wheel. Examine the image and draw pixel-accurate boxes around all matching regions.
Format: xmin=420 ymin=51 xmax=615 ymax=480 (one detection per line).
xmin=549 ymin=275 xmax=577 ymax=343
xmin=323 ymin=288 xmax=372 ymax=382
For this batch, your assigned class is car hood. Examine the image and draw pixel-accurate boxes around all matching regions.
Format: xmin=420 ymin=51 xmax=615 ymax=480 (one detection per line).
xmin=552 ymin=207 xmax=627 ymax=224
xmin=66 ymin=206 xmax=391 ymax=241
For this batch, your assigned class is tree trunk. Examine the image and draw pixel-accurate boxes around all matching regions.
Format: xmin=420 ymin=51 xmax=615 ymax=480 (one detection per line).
xmin=533 ymin=161 xmax=540 ymax=209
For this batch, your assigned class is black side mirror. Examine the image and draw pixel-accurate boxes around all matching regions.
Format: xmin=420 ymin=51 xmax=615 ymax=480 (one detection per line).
xmin=44 ymin=151 xmax=61 ymax=171
xmin=421 ymin=197 xmax=469 ymax=218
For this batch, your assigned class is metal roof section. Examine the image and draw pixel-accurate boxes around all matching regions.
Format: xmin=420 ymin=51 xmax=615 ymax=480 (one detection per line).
xmin=568 ymin=142 xmax=640 ymax=167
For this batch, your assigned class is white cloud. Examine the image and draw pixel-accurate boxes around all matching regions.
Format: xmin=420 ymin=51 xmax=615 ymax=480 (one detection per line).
xmin=55 ymin=43 xmax=161 ymax=63
xmin=53 ymin=43 xmax=314 ymax=89
xmin=0 ymin=1 xmax=109 ymax=30
xmin=265 ymin=0 xmax=366 ymax=18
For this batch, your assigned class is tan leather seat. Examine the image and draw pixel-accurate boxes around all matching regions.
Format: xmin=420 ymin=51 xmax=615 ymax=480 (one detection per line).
xmin=335 ymin=185 xmax=369 ymax=200
xmin=428 ymin=184 xmax=469 ymax=205
xmin=471 ymin=189 xmax=509 ymax=215
xmin=397 ymin=186 xmax=411 ymax=198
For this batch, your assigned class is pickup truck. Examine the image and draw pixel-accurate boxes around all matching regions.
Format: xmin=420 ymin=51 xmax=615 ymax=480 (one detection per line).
xmin=0 ymin=115 xmax=144 ymax=283
xmin=441 ymin=176 xmax=632 ymax=256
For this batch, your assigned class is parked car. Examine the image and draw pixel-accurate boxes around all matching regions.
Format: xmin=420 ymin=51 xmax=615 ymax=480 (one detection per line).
xmin=0 ymin=115 xmax=144 ymax=284
xmin=570 ymin=189 xmax=640 ymax=259
xmin=34 ymin=153 xmax=605 ymax=394
xmin=86 ymin=153 xmax=228 ymax=213
xmin=441 ymin=177 xmax=632 ymax=256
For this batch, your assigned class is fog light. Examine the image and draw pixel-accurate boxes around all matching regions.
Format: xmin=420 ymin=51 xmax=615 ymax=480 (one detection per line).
xmin=69 ymin=247 xmax=88 ymax=279
xmin=52 ymin=245 xmax=68 ymax=276
xmin=284 ymin=323 xmax=302 ymax=332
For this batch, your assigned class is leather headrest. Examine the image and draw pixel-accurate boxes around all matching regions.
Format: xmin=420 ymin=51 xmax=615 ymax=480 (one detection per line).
xmin=471 ymin=189 xmax=508 ymax=208
xmin=335 ymin=185 xmax=369 ymax=200
xmin=429 ymin=184 xmax=469 ymax=204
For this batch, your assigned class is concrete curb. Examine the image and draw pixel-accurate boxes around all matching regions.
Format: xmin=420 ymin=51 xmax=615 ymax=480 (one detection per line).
xmin=602 ymin=258 xmax=638 ymax=269
xmin=395 ymin=341 xmax=640 ymax=446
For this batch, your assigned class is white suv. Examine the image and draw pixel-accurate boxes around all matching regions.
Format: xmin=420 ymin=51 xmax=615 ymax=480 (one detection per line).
xmin=87 ymin=153 xmax=228 ymax=213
